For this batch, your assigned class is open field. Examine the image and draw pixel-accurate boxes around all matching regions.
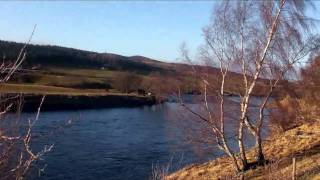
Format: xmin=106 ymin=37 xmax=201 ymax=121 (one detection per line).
xmin=0 ymin=83 xmax=143 ymax=97
xmin=12 ymin=68 xmax=127 ymax=88
xmin=47 ymin=68 xmax=122 ymax=79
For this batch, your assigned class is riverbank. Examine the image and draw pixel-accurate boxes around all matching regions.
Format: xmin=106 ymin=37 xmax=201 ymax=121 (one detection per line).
xmin=0 ymin=84 xmax=157 ymax=111
xmin=0 ymin=83 xmax=112 ymax=96
xmin=168 ymin=121 xmax=320 ymax=179
xmin=21 ymin=94 xmax=156 ymax=112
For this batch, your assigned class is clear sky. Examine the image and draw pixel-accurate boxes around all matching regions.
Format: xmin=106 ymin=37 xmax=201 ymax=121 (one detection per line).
xmin=0 ymin=1 xmax=215 ymax=62
xmin=0 ymin=1 xmax=319 ymax=62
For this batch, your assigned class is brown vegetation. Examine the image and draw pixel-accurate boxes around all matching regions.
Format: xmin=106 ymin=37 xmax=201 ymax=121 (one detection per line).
xmin=168 ymin=121 xmax=320 ymax=180
xmin=112 ymin=72 xmax=143 ymax=94
xmin=270 ymin=54 xmax=320 ymax=132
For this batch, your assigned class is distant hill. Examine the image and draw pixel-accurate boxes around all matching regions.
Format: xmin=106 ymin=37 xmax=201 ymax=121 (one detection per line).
xmin=0 ymin=40 xmax=177 ymax=74
xmin=0 ymin=40 xmax=226 ymax=76
xmin=0 ymin=40 xmax=280 ymax=96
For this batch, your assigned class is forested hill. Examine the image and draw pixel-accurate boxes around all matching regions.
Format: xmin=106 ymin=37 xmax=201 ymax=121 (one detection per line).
xmin=0 ymin=40 xmax=177 ymax=74
xmin=0 ymin=40 xmax=276 ymax=96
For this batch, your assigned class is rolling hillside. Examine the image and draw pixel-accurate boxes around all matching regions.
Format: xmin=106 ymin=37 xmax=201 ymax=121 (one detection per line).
xmin=0 ymin=40 xmax=276 ymax=96
xmin=0 ymin=40 xmax=178 ymax=93
xmin=0 ymin=40 xmax=175 ymax=74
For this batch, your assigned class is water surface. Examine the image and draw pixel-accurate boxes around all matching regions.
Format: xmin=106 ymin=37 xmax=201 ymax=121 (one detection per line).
xmin=27 ymin=103 xmax=215 ymax=180
xmin=20 ymin=99 xmax=267 ymax=180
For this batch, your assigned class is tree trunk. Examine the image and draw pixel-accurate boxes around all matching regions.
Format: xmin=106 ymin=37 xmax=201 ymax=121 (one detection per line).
xmin=255 ymin=135 xmax=265 ymax=164
xmin=220 ymin=136 xmax=241 ymax=172
xmin=238 ymin=121 xmax=248 ymax=171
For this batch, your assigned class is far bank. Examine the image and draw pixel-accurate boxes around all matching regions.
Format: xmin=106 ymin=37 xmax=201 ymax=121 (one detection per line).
xmin=20 ymin=94 xmax=156 ymax=112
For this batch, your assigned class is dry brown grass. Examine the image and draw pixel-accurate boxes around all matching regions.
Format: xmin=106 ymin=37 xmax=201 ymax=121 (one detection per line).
xmin=168 ymin=121 xmax=320 ymax=180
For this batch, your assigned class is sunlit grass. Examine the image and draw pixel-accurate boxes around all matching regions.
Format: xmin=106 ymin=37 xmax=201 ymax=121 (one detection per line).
xmin=0 ymin=83 xmax=142 ymax=96
xmin=168 ymin=121 xmax=320 ymax=180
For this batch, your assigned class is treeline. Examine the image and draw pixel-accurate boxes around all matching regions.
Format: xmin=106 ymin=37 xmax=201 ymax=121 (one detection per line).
xmin=0 ymin=40 xmax=166 ymax=74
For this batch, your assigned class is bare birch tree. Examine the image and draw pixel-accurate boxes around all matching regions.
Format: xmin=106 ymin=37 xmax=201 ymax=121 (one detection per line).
xmin=180 ymin=0 xmax=319 ymax=172
xmin=0 ymin=26 xmax=53 ymax=180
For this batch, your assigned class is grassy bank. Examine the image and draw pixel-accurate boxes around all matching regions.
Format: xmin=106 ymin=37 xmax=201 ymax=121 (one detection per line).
xmin=168 ymin=121 xmax=320 ymax=180
xmin=0 ymin=83 xmax=151 ymax=97
xmin=0 ymin=83 xmax=156 ymax=111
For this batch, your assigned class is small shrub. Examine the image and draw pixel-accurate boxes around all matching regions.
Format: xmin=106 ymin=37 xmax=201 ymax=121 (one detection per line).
xmin=270 ymin=95 xmax=320 ymax=132
xmin=297 ymin=99 xmax=319 ymax=123
xmin=270 ymin=95 xmax=301 ymax=132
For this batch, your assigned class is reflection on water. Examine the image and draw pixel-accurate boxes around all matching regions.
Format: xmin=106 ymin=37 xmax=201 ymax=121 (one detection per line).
xmin=16 ymin=99 xmax=268 ymax=180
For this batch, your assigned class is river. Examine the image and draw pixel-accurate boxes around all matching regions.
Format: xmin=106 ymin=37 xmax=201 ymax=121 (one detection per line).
xmin=18 ymin=98 xmax=267 ymax=180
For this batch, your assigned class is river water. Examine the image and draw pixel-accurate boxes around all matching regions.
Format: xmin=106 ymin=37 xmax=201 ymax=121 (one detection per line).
xmin=18 ymin=99 xmax=266 ymax=180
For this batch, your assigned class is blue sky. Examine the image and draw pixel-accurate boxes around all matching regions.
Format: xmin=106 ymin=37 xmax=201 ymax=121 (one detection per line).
xmin=0 ymin=1 xmax=319 ymax=62
xmin=0 ymin=1 xmax=214 ymax=62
